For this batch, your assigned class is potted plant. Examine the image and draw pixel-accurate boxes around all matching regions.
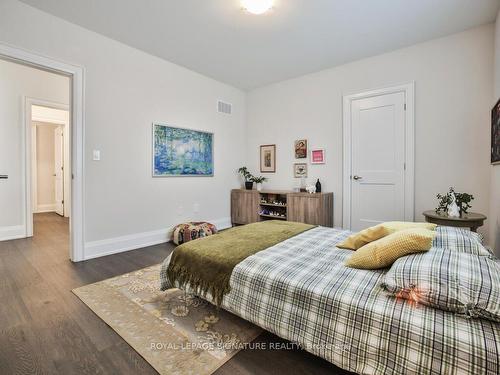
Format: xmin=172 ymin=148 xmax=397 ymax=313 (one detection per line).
xmin=238 ymin=167 xmax=254 ymax=190
xmin=436 ymin=187 xmax=474 ymax=217
xmin=251 ymin=176 xmax=267 ymax=191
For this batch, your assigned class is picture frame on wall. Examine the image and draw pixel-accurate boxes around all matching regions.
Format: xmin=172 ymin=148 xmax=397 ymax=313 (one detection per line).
xmin=311 ymin=148 xmax=326 ymax=164
xmin=260 ymin=144 xmax=276 ymax=173
xmin=152 ymin=123 xmax=214 ymax=177
xmin=294 ymin=139 xmax=307 ymax=159
xmin=294 ymin=163 xmax=308 ymax=178
xmin=492 ymin=98 xmax=500 ymax=165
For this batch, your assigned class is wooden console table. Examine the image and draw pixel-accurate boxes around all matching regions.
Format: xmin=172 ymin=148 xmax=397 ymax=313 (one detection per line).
xmin=231 ymin=189 xmax=333 ymax=227
xmin=423 ymin=210 xmax=486 ymax=232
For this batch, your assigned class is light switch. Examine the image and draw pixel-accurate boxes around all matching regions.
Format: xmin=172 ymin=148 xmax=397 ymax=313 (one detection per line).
xmin=93 ymin=150 xmax=101 ymax=161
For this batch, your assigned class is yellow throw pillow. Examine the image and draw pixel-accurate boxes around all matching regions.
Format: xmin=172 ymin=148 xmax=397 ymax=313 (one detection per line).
xmin=345 ymin=228 xmax=436 ymax=270
xmin=336 ymin=224 xmax=393 ymax=250
xmin=382 ymin=221 xmax=437 ymax=232
xmin=336 ymin=221 xmax=437 ymax=250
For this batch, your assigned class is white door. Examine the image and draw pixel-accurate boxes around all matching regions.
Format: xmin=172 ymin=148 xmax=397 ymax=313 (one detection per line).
xmin=349 ymin=91 xmax=406 ymax=231
xmin=54 ymin=126 xmax=64 ymax=216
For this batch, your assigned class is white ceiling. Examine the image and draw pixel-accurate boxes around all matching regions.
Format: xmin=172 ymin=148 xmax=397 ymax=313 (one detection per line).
xmin=19 ymin=0 xmax=500 ymax=90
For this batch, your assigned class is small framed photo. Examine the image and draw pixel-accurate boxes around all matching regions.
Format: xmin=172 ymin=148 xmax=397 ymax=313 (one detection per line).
xmin=260 ymin=144 xmax=276 ymax=173
xmin=294 ymin=139 xmax=307 ymax=159
xmin=311 ymin=148 xmax=325 ymax=164
xmin=294 ymin=163 xmax=308 ymax=178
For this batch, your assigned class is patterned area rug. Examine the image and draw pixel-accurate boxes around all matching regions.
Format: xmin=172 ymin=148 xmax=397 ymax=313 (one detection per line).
xmin=73 ymin=264 xmax=262 ymax=375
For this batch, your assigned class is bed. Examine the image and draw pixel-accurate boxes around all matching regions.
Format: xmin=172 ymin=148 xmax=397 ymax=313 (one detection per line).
xmin=160 ymin=223 xmax=500 ymax=375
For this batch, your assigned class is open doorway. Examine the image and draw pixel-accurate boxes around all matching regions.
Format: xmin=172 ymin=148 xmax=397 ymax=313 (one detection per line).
xmin=0 ymin=56 xmax=74 ymax=260
xmin=31 ymin=104 xmax=71 ymax=218
xmin=0 ymin=42 xmax=84 ymax=261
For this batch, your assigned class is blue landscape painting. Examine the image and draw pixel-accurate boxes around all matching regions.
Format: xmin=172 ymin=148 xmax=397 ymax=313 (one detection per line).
xmin=153 ymin=124 xmax=213 ymax=176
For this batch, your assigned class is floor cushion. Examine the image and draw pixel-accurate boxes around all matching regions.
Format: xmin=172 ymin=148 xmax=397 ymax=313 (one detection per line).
xmin=172 ymin=222 xmax=217 ymax=245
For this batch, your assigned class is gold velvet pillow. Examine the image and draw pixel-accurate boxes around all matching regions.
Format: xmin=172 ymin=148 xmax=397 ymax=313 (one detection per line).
xmin=336 ymin=224 xmax=392 ymax=250
xmin=336 ymin=221 xmax=437 ymax=250
xmin=345 ymin=228 xmax=436 ymax=270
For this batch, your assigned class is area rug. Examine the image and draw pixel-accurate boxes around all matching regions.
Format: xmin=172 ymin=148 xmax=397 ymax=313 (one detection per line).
xmin=73 ymin=264 xmax=262 ymax=375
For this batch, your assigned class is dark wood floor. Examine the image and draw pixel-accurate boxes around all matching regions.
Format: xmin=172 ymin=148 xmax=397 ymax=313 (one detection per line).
xmin=0 ymin=213 xmax=351 ymax=374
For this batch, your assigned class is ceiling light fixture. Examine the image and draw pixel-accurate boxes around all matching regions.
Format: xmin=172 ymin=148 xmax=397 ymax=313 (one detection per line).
xmin=241 ymin=0 xmax=274 ymax=15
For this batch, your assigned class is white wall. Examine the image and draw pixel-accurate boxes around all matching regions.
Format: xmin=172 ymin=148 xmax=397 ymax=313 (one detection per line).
xmin=491 ymin=10 xmax=500 ymax=256
xmin=35 ymin=123 xmax=57 ymax=210
xmin=0 ymin=58 xmax=69 ymax=232
xmin=0 ymin=0 xmax=246 ymax=258
xmin=246 ymin=24 xmax=494 ymax=241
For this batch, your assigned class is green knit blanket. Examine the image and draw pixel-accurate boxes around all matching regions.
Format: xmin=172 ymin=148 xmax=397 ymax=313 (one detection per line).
xmin=167 ymin=220 xmax=314 ymax=306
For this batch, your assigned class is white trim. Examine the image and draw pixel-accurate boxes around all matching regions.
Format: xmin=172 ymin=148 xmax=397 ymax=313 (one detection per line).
xmin=84 ymin=217 xmax=232 ymax=260
xmin=31 ymin=123 xmax=37 ymax=220
xmin=35 ymin=204 xmax=57 ymax=213
xmin=0 ymin=42 xmax=86 ymax=262
xmin=0 ymin=225 xmax=26 ymax=241
xmin=342 ymin=82 xmax=415 ymax=230
xmin=84 ymin=229 xmax=171 ymax=260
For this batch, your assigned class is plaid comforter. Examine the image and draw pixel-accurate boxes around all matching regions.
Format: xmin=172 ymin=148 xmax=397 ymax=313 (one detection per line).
xmin=160 ymin=227 xmax=500 ymax=374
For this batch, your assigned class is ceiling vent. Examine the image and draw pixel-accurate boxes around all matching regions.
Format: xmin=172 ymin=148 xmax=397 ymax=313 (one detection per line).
xmin=217 ymin=101 xmax=232 ymax=115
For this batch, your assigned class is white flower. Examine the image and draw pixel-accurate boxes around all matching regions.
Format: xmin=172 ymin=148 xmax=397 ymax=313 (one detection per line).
xmin=204 ymin=315 xmax=219 ymax=324
xmin=195 ymin=320 xmax=209 ymax=332
xmin=171 ymin=305 xmax=189 ymax=317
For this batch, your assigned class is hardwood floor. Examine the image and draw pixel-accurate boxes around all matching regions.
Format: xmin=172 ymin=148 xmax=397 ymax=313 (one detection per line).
xmin=0 ymin=213 xmax=351 ymax=374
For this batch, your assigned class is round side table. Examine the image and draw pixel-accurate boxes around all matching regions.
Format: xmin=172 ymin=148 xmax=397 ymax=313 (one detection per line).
xmin=423 ymin=210 xmax=487 ymax=232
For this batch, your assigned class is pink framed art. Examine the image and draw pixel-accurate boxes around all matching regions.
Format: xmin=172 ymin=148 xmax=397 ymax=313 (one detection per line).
xmin=311 ymin=148 xmax=325 ymax=164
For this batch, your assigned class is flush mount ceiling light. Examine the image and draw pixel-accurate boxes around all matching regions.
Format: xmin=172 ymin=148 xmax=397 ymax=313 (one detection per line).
xmin=241 ymin=0 xmax=274 ymax=15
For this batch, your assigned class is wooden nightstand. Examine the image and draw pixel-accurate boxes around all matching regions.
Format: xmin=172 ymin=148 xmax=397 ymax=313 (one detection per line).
xmin=423 ymin=210 xmax=487 ymax=232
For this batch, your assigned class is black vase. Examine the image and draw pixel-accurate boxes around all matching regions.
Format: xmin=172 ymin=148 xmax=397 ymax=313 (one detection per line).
xmin=245 ymin=181 xmax=254 ymax=190
xmin=315 ymin=179 xmax=322 ymax=193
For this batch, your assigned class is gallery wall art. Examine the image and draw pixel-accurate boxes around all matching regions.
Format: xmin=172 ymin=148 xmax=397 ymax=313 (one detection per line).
xmin=294 ymin=139 xmax=307 ymax=159
xmin=153 ymin=123 xmax=214 ymax=177
xmin=311 ymin=148 xmax=326 ymax=164
xmin=492 ymin=98 xmax=500 ymax=165
xmin=294 ymin=163 xmax=307 ymax=178
xmin=260 ymin=144 xmax=276 ymax=173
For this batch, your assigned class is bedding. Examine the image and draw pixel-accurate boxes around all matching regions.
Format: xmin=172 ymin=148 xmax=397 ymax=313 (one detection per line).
xmin=434 ymin=226 xmax=491 ymax=256
xmin=381 ymin=246 xmax=500 ymax=322
xmin=166 ymin=220 xmax=313 ymax=306
xmin=160 ymin=226 xmax=500 ymax=374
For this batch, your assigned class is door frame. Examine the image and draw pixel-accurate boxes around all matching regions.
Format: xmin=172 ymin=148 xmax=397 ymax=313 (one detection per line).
xmin=29 ymin=99 xmax=70 ymax=216
xmin=0 ymin=42 xmax=85 ymax=262
xmin=342 ymin=82 xmax=415 ymax=230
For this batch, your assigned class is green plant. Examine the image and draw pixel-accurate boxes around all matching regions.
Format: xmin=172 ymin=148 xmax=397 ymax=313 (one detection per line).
xmin=435 ymin=187 xmax=474 ymax=216
xmin=237 ymin=166 xmax=253 ymax=182
xmin=251 ymin=176 xmax=267 ymax=184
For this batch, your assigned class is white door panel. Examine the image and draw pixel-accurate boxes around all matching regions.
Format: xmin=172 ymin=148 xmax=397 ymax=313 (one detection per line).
xmin=350 ymin=92 xmax=406 ymax=232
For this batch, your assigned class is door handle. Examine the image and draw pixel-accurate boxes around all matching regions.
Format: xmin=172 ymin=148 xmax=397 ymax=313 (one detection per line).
xmin=352 ymin=175 xmax=363 ymax=180
xmin=0 ymin=175 xmax=7 ymax=179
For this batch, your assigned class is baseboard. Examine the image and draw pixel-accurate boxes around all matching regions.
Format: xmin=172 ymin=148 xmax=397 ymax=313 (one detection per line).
xmin=36 ymin=204 xmax=56 ymax=213
xmin=0 ymin=225 xmax=26 ymax=241
xmin=83 ymin=217 xmax=232 ymax=261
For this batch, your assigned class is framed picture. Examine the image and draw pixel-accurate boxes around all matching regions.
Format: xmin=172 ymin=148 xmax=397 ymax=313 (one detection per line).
xmin=492 ymin=98 xmax=500 ymax=164
xmin=260 ymin=144 xmax=276 ymax=173
xmin=294 ymin=139 xmax=307 ymax=159
xmin=294 ymin=163 xmax=308 ymax=178
xmin=311 ymin=148 xmax=325 ymax=164
xmin=153 ymin=123 xmax=214 ymax=177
